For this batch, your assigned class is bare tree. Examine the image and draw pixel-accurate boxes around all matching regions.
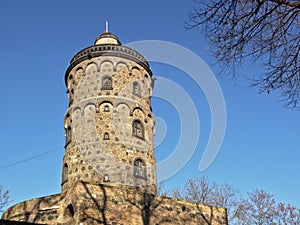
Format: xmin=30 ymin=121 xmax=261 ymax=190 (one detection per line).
xmin=187 ymin=0 xmax=300 ymax=108
xmin=0 ymin=185 xmax=10 ymax=212
xmin=157 ymin=181 xmax=170 ymax=197
xmin=166 ymin=177 xmax=300 ymax=224
xmin=241 ymin=189 xmax=277 ymax=225
xmin=170 ymin=187 xmax=185 ymax=200
xmin=169 ymin=176 xmax=241 ymax=223
xmin=275 ymin=202 xmax=300 ymax=225
xmin=212 ymin=183 xmax=242 ymax=224
xmin=184 ymin=177 xmax=215 ymax=204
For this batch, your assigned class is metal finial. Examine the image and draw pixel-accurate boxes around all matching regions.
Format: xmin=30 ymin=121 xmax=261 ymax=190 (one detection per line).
xmin=105 ymin=21 xmax=109 ymax=33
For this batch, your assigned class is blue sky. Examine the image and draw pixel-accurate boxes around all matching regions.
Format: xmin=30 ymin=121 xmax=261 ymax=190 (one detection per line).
xmin=0 ymin=0 xmax=299 ymax=214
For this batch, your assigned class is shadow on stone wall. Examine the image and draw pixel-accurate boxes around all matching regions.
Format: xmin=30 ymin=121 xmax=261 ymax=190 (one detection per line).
xmin=2 ymin=194 xmax=61 ymax=224
xmin=2 ymin=182 xmax=227 ymax=225
xmin=80 ymin=182 xmax=109 ymax=224
xmin=76 ymin=181 xmax=227 ymax=225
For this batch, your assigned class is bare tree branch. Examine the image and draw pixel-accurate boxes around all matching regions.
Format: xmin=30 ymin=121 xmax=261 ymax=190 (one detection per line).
xmin=187 ymin=0 xmax=300 ymax=108
xmin=0 ymin=185 xmax=10 ymax=212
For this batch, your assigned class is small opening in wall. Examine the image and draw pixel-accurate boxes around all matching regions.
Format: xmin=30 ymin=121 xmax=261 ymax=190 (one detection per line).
xmin=103 ymin=132 xmax=110 ymax=140
xmin=62 ymin=163 xmax=68 ymax=183
xmin=67 ymin=204 xmax=75 ymax=217
xmin=104 ymin=174 xmax=109 ymax=182
xmin=104 ymin=105 xmax=110 ymax=112
xmin=66 ymin=126 xmax=72 ymax=144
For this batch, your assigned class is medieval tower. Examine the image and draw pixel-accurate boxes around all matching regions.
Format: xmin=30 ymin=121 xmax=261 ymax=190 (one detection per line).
xmin=62 ymin=30 xmax=156 ymax=195
xmin=2 ymin=29 xmax=228 ymax=225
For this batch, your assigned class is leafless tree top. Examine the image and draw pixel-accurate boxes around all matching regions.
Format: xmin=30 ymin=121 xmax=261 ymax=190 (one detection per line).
xmin=187 ymin=0 xmax=300 ymax=108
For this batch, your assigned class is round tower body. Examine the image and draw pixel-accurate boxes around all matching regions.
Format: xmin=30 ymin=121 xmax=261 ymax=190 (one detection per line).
xmin=62 ymin=32 xmax=157 ymax=195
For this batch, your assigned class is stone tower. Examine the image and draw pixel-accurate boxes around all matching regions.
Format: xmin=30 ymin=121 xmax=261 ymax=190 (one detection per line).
xmin=2 ymin=29 xmax=228 ymax=225
xmin=62 ymin=31 xmax=156 ymax=195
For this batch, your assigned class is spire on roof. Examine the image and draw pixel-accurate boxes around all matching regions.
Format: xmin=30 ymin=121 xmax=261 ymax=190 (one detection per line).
xmin=105 ymin=21 xmax=109 ymax=33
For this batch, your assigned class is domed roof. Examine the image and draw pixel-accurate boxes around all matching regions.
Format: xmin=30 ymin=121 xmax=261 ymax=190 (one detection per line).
xmin=94 ymin=32 xmax=121 ymax=45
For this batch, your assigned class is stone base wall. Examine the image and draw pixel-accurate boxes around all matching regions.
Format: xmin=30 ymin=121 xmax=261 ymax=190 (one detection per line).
xmin=1 ymin=194 xmax=62 ymax=224
xmin=2 ymin=182 xmax=227 ymax=225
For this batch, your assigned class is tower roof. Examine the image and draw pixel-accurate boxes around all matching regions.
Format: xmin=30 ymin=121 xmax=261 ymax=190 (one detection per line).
xmin=65 ymin=29 xmax=152 ymax=86
xmin=94 ymin=32 xmax=121 ymax=45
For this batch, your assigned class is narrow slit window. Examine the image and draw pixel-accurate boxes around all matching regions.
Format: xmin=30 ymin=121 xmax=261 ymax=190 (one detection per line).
xmin=66 ymin=126 xmax=72 ymax=144
xmin=63 ymin=163 xmax=68 ymax=183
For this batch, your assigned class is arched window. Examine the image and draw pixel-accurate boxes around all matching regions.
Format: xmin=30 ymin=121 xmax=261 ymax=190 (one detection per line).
xmin=63 ymin=163 xmax=68 ymax=183
xmin=132 ymin=120 xmax=144 ymax=138
xmin=66 ymin=126 xmax=72 ymax=144
xmin=134 ymin=158 xmax=146 ymax=179
xmin=103 ymin=132 xmax=110 ymax=140
xmin=102 ymin=75 xmax=112 ymax=90
xmin=133 ymin=81 xmax=141 ymax=97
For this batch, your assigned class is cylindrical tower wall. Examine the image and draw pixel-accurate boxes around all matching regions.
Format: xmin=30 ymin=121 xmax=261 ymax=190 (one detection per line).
xmin=62 ymin=39 xmax=156 ymax=195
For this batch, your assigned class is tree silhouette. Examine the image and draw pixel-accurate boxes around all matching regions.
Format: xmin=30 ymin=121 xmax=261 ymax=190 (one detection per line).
xmin=187 ymin=0 xmax=300 ymax=108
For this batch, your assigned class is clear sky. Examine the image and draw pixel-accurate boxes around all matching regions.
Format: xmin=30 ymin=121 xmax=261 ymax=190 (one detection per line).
xmin=0 ymin=0 xmax=299 ymax=214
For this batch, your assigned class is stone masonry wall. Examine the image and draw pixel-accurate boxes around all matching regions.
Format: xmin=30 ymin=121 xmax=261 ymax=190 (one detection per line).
xmin=62 ymin=56 xmax=156 ymax=195
xmin=1 ymin=194 xmax=62 ymax=224
xmin=2 ymin=182 xmax=228 ymax=225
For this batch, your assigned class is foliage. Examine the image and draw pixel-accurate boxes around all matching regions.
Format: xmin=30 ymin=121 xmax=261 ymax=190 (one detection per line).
xmin=187 ymin=0 xmax=300 ymax=108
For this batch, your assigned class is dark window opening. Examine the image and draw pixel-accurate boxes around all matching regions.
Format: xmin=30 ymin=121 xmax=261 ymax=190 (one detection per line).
xmin=63 ymin=163 xmax=68 ymax=183
xmin=66 ymin=126 xmax=72 ymax=144
xmin=103 ymin=132 xmax=110 ymax=140
xmin=67 ymin=204 xmax=74 ymax=217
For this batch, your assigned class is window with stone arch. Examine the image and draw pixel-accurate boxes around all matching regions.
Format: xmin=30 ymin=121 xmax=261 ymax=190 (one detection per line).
xmin=62 ymin=163 xmax=68 ymax=183
xmin=132 ymin=120 xmax=144 ymax=139
xmin=134 ymin=158 xmax=146 ymax=179
xmin=102 ymin=75 xmax=112 ymax=90
xmin=133 ymin=81 xmax=141 ymax=97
